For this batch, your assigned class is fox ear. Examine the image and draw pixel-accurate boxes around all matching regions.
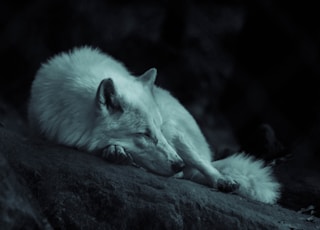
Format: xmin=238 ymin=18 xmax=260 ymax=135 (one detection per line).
xmin=138 ymin=68 xmax=157 ymax=87
xmin=96 ymin=78 xmax=123 ymax=113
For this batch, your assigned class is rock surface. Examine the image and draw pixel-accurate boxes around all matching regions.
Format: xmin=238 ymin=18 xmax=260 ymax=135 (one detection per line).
xmin=1 ymin=127 xmax=319 ymax=230
xmin=0 ymin=150 xmax=52 ymax=229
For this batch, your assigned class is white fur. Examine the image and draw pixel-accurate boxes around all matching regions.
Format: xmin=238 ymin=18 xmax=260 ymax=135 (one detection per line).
xmin=29 ymin=47 xmax=281 ymax=204
xmin=212 ymin=153 xmax=280 ymax=204
xmin=30 ymin=47 xmax=132 ymax=147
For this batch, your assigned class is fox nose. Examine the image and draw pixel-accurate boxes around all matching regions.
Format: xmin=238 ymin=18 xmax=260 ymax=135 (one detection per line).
xmin=171 ymin=161 xmax=185 ymax=173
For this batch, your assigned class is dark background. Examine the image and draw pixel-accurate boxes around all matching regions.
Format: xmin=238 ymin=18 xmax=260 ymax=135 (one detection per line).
xmin=1 ymin=0 xmax=319 ymax=214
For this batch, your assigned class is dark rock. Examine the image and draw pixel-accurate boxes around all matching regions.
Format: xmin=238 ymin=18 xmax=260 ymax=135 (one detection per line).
xmin=1 ymin=127 xmax=319 ymax=230
xmin=0 ymin=150 xmax=52 ymax=230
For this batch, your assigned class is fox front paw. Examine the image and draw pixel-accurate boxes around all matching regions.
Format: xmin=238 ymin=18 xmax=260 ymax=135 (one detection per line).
xmin=217 ymin=177 xmax=240 ymax=193
xmin=102 ymin=145 xmax=133 ymax=164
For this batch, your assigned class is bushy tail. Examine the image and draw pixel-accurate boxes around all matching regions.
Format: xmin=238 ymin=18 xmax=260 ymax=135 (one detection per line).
xmin=212 ymin=153 xmax=281 ymax=204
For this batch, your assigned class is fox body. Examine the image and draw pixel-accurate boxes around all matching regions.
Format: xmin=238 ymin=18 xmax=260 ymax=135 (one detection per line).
xmin=29 ymin=47 xmax=280 ymax=204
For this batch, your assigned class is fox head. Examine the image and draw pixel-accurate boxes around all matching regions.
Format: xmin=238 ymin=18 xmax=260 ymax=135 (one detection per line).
xmin=91 ymin=68 xmax=184 ymax=176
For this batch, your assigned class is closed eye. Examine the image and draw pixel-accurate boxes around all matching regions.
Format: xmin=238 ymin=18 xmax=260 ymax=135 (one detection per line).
xmin=137 ymin=129 xmax=158 ymax=145
xmin=137 ymin=131 xmax=151 ymax=139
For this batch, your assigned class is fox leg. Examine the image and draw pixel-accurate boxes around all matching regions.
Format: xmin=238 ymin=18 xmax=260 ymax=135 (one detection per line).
xmin=102 ymin=145 xmax=133 ymax=164
xmin=174 ymin=134 xmax=239 ymax=192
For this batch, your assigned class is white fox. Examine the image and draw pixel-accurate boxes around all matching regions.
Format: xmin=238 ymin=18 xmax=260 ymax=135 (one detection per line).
xmin=28 ymin=47 xmax=280 ymax=204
